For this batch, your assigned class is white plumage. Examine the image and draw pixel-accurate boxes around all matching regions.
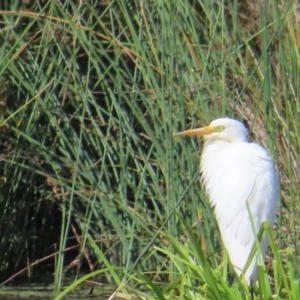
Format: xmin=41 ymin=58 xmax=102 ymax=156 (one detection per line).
xmin=178 ymin=117 xmax=279 ymax=283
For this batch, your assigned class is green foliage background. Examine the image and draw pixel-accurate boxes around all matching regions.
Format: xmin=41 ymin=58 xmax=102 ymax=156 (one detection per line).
xmin=0 ymin=0 xmax=299 ymax=297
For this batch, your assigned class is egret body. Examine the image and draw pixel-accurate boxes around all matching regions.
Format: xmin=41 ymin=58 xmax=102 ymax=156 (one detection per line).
xmin=178 ymin=118 xmax=279 ymax=282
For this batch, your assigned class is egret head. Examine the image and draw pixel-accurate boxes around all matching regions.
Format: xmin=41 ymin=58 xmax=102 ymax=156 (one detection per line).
xmin=178 ymin=117 xmax=248 ymax=142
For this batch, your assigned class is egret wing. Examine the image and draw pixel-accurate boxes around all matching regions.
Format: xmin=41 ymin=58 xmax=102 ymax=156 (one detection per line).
xmin=201 ymin=142 xmax=279 ymax=279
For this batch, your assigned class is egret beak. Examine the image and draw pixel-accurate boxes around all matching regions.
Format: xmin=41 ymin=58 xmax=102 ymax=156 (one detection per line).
xmin=177 ymin=126 xmax=217 ymax=136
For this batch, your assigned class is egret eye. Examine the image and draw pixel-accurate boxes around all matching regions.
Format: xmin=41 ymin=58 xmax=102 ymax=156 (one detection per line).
xmin=215 ymin=126 xmax=224 ymax=132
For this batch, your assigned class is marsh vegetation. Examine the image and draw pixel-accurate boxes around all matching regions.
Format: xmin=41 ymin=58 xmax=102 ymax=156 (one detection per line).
xmin=0 ymin=0 xmax=299 ymax=299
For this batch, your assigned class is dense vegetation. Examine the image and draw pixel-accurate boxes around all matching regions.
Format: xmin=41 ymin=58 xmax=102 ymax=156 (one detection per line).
xmin=0 ymin=0 xmax=299 ymax=298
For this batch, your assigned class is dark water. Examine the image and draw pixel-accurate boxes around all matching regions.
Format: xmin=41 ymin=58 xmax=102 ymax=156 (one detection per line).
xmin=0 ymin=284 xmax=114 ymax=299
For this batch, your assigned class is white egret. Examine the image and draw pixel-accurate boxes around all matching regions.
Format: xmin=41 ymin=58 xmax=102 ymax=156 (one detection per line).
xmin=178 ymin=117 xmax=279 ymax=283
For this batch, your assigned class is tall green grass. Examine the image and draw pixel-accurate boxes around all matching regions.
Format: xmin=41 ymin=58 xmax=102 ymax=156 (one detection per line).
xmin=0 ymin=0 xmax=299 ymax=298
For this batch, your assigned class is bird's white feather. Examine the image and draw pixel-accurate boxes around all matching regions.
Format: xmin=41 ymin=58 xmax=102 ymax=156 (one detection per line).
xmin=199 ymin=118 xmax=279 ymax=282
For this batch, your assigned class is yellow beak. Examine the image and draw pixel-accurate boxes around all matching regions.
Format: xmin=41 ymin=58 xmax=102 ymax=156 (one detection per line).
xmin=177 ymin=125 xmax=217 ymax=136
